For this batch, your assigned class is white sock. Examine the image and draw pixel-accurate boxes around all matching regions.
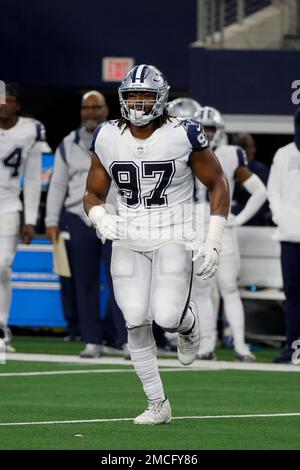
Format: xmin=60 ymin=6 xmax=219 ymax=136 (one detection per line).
xmin=222 ymin=290 xmax=247 ymax=351
xmin=128 ymin=325 xmax=165 ymax=403
xmin=191 ymin=277 xmax=217 ymax=351
xmin=0 ymin=267 xmax=11 ymax=327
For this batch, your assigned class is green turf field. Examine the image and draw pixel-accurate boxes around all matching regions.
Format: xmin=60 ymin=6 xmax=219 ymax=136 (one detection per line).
xmin=0 ymin=337 xmax=299 ymax=450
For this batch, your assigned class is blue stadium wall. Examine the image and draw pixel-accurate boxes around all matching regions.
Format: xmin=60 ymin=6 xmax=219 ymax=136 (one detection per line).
xmin=2 ymin=0 xmax=300 ymax=115
xmin=1 ymin=0 xmax=197 ymax=89
xmin=189 ymin=47 xmax=300 ymax=115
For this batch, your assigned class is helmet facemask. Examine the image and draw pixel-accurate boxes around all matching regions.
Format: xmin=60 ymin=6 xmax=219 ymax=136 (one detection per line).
xmin=118 ymin=65 xmax=170 ymax=127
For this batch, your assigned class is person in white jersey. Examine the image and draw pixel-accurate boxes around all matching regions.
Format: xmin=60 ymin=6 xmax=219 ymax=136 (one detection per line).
xmin=0 ymin=83 xmax=43 ymax=352
xmin=84 ymin=65 xmax=230 ymax=425
xmin=191 ymin=106 xmax=267 ymax=362
xmin=268 ymin=106 xmax=300 ymax=364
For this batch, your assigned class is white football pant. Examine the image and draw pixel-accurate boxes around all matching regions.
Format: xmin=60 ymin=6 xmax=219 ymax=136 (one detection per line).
xmin=0 ymin=211 xmax=20 ymax=327
xmin=111 ymin=242 xmax=193 ymax=331
xmin=111 ymin=242 xmax=194 ymax=403
xmin=192 ymin=227 xmax=249 ymax=353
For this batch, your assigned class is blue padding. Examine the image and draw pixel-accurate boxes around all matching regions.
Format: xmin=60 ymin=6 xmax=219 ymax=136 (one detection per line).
xmin=9 ymin=238 xmax=109 ymax=327
xmin=13 ymin=251 xmax=54 ymax=274
xmin=10 ymin=289 xmax=67 ymax=327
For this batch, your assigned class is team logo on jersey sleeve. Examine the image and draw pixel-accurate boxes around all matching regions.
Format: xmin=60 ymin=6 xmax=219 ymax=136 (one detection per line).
xmin=175 ymin=118 xmax=209 ymax=150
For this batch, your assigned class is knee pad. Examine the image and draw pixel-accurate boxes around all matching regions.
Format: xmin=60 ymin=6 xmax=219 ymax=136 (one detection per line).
xmin=122 ymin=303 xmax=151 ymax=330
xmin=153 ymin=305 xmax=182 ymax=332
xmin=0 ymin=266 xmax=11 ymax=284
xmin=127 ymin=323 xmax=154 ymax=350
xmin=217 ymin=269 xmax=238 ymax=297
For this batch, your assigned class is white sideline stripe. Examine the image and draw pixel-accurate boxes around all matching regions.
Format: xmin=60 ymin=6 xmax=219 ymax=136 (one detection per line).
xmin=0 ymin=413 xmax=300 ymax=427
xmin=4 ymin=353 xmax=300 ymax=373
xmin=0 ymin=368 xmax=201 ymax=377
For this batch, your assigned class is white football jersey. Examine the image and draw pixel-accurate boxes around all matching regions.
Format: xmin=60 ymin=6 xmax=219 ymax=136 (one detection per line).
xmin=92 ymin=118 xmax=209 ymax=250
xmin=0 ymin=117 xmax=45 ymax=218
xmin=194 ymin=144 xmax=248 ymax=223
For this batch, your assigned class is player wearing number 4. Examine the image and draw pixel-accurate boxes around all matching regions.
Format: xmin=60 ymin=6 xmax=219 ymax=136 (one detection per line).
xmin=84 ymin=65 xmax=230 ymax=424
xmin=0 ymin=84 xmax=44 ymax=352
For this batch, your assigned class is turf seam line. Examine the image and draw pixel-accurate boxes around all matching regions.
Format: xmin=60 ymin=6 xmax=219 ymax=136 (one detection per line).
xmin=0 ymin=367 xmax=219 ymax=377
xmin=1 ymin=413 xmax=300 ymax=426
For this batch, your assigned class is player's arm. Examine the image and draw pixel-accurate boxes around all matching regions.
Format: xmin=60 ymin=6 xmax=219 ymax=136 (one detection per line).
xmin=190 ymin=147 xmax=230 ymax=217
xmin=83 ymin=154 xmax=111 ymax=214
xmin=232 ymin=165 xmax=267 ymax=226
xmin=190 ymin=148 xmax=230 ymax=279
xmin=45 ymin=142 xmax=70 ymax=242
xmin=84 ymin=154 xmax=124 ymax=241
xmin=267 ymin=152 xmax=281 ymax=225
xmin=22 ymin=141 xmax=42 ymax=244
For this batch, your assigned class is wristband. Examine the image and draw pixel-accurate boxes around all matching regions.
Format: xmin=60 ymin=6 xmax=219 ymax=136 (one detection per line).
xmin=88 ymin=205 xmax=107 ymax=226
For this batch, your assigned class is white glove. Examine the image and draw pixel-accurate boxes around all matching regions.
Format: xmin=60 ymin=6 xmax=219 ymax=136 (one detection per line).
xmin=192 ymin=215 xmax=226 ymax=279
xmin=88 ymin=205 xmax=125 ymax=241
xmin=193 ymin=239 xmax=221 ymax=279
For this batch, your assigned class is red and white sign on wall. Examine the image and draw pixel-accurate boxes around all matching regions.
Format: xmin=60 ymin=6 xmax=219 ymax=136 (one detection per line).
xmin=102 ymin=57 xmax=135 ymax=82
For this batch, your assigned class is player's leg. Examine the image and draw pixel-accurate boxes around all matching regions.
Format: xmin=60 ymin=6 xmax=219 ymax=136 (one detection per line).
xmin=151 ymin=242 xmax=200 ymax=365
xmin=64 ymin=213 xmax=103 ymax=357
xmin=273 ymin=242 xmax=300 ymax=363
xmin=191 ymin=273 xmax=217 ymax=359
xmin=59 ymin=213 xmax=81 ymax=341
xmin=59 ymin=274 xmax=81 ymax=340
xmin=0 ymin=211 xmax=20 ymax=352
xmin=216 ymin=229 xmax=255 ymax=362
xmin=111 ymin=246 xmax=170 ymax=424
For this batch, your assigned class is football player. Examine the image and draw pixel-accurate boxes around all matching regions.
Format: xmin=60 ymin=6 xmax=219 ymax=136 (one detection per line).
xmin=192 ymin=106 xmax=267 ymax=361
xmin=83 ymin=65 xmax=230 ymax=424
xmin=0 ymin=84 xmax=44 ymax=351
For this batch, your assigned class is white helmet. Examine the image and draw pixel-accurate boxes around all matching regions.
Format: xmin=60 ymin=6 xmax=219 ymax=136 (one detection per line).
xmin=166 ymin=97 xmax=202 ymax=120
xmin=197 ymin=106 xmax=225 ymax=149
xmin=118 ymin=64 xmax=170 ymax=126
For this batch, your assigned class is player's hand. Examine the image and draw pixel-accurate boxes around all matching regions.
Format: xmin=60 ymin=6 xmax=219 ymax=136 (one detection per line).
xmin=89 ymin=205 xmax=126 ymax=241
xmin=96 ymin=214 xmax=125 ymax=241
xmin=46 ymin=226 xmax=60 ymax=243
xmin=192 ymin=239 xmax=220 ymax=279
xmin=20 ymin=224 xmax=35 ymax=245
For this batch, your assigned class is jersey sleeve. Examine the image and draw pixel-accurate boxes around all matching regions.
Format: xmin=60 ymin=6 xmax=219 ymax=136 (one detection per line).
xmin=235 ymin=146 xmax=248 ymax=167
xmin=23 ymin=139 xmax=42 ymax=225
xmin=90 ymin=125 xmax=101 ymax=155
xmin=90 ymin=122 xmax=108 ymax=157
xmin=182 ymin=119 xmax=209 ymax=151
xmin=45 ymin=140 xmax=69 ymax=227
xmin=35 ymin=121 xmax=46 ymax=142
